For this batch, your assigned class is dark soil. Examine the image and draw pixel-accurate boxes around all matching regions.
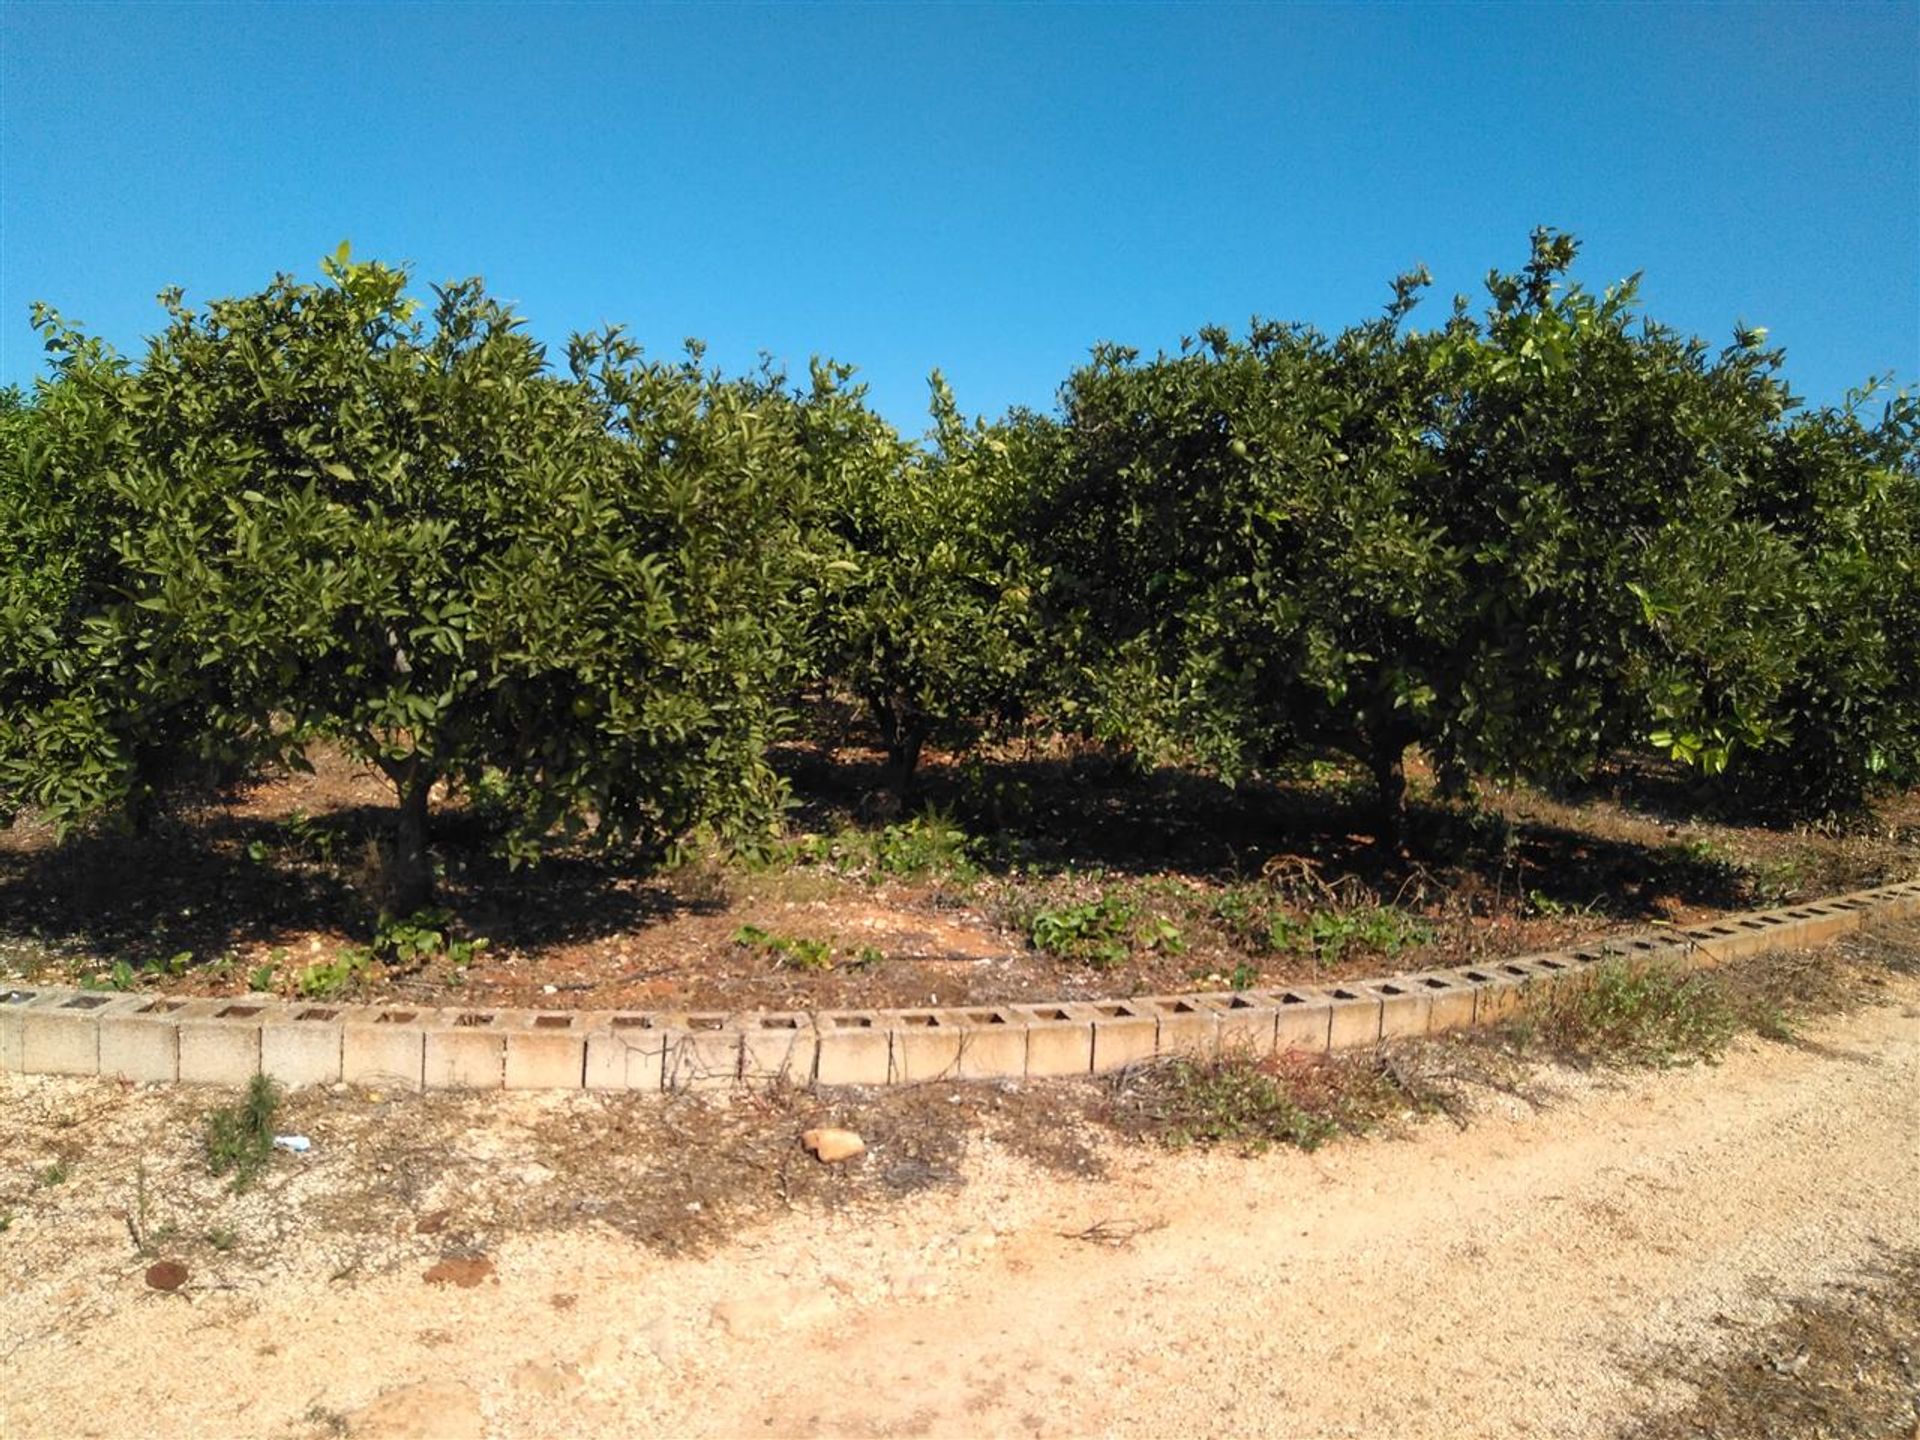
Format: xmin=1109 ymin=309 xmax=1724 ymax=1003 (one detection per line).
xmin=1 ymin=735 xmax=1914 ymax=1014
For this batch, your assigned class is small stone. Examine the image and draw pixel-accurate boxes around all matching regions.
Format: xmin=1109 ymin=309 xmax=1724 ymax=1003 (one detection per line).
xmin=350 ymin=1382 xmax=484 ymax=1440
xmin=423 ymin=1255 xmax=494 ymax=1288
xmin=889 ymin=1268 xmax=941 ymax=1301
xmin=509 ymin=1361 xmax=584 ymax=1397
xmin=413 ymin=1209 xmax=451 ymax=1235
xmin=144 ymin=1260 xmax=189 ymax=1292
xmin=802 ymin=1127 xmax=866 ymax=1163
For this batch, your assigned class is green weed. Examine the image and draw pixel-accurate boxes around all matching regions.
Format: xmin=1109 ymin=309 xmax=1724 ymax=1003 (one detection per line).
xmin=1526 ymin=961 xmax=1741 ymax=1067
xmin=1268 ymin=906 xmax=1431 ymax=966
xmin=204 ymin=1074 xmax=282 ymax=1192
xmin=732 ymin=924 xmax=836 ymax=972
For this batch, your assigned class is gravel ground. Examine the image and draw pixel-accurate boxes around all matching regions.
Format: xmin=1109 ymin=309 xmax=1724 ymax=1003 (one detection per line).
xmin=2 ymin=967 xmax=1916 ymax=1439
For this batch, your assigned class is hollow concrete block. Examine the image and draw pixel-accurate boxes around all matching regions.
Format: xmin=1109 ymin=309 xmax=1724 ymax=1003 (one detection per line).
xmin=1086 ymin=999 xmax=1158 ymax=1073
xmin=737 ymin=1012 xmax=817 ymax=1087
xmin=505 ymin=1012 xmax=589 ymax=1090
xmin=1197 ymin=993 xmax=1278 ymax=1059
xmin=949 ymin=1008 xmax=1028 ymax=1081
xmin=663 ymin=1015 xmax=742 ymax=1091
xmin=21 ymin=990 xmax=115 ymax=1075
xmin=176 ymin=1000 xmax=266 ymax=1085
xmin=583 ymin=1017 xmax=669 ymax=1092
xmin=1267 ymin=988 xmax=1334 ymax=1054
xmin=1325 ymin=985 xmax=1382 ymax=1049
xmin=888 ymin=1012 xmax=966 ymax=1084
xmin=815 ymin=1012 xmax=891 ymax=1087
xmin=342 ymin=1005 xmax=430 ymax=1090
xmin=99 ymin=997 xmax=187 ymax=1082
xmin=1404 ymin=972 xmax=1476 ymax=1033
xmin=1148 ymin=996 xmax=1219 ymax=1061
xmin=1016 ymin=1002 xmax=1095 ymax=1076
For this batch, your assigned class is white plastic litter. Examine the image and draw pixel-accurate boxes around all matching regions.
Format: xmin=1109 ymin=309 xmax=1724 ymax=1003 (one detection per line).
xmin=272 ymin=1134 xmax=312 ymax=1154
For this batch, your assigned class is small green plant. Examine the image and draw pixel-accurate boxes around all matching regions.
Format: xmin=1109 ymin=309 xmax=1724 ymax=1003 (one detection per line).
xmin=247 ymin=962 xmax=278 ymax=993
xmin=282 ymin=809 xmax=342 ymax=864
xmin=1228 ymin=961 xmax=1260 ymax=990
xmin=732 ymin=924 xmax=836 ymax=971
xmin=1528 ymin=961 xmax=1741 ymax=1067
xmin=1130 ymin=1058 xmax=1338 ymax=1153
xmin=204 ymin=1074 xmax=282 ymax=1192
xmin=1268 ymin=906 xmax=1431 ymax=967
xmin=292 ymin=947 xmax=374 ymax=999
xmin=205 ymin=1226 xmax=238 ymax=1252
xmin=1029 ymin=895 xmax=1138 ymax=968
xmin=374 ymin=908 xmax=487 ymax=967
xmin=36 ymin=1160 xmax=69 ymax=1188
xmin=851 ymin=944 xmax=886 ymax=969
xmin=84 ymin=958 xmax=140 ymax=992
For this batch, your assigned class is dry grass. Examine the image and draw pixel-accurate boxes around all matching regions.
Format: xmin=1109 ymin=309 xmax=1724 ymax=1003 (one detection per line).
xmin=1620 ymin=1247 xmax=1920 ymax=1440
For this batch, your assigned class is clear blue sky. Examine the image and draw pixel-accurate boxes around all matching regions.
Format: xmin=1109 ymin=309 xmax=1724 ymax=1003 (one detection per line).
xmin=3 ymin=2 xmax=1915 ymax=429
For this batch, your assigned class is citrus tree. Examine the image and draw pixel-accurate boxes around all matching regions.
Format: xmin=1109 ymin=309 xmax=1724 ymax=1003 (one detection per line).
xmin=3 ymin=250 xmax=812 ymax=910
xmin=802 ymin=366 xmax=1043 ymax=802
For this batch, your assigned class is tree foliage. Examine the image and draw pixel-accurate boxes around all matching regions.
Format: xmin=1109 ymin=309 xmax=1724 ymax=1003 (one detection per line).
xmin=0 ymin=232 xmax=1914 ymax=902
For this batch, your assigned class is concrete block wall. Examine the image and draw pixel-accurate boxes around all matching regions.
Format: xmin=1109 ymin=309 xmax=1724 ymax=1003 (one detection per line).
xmin=1 ymin=879 xmax=1915 ymax=1092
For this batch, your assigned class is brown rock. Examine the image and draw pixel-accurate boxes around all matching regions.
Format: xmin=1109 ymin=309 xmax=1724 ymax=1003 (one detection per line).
xmin=423 ymin=1255 xmax=494 ymax=1288
xmin=802 ymin=1127 xmax=866 ymax=1163
xmin=509 ymin=1361 xmax=584 ymax=1397
xmin=350 ymin=1381 xmax=484 ymax=1440
xmin=144 ymin=1260 xmax=189 ymax=1292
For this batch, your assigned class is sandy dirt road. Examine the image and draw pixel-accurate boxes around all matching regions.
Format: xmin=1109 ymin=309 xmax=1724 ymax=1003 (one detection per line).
xmin=4 ymin=984 xmax=1918 ymax=1440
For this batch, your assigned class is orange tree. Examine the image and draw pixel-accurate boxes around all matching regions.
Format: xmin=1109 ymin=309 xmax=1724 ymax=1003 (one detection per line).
xmin=1 ymin=251 xmax=813 ymax=911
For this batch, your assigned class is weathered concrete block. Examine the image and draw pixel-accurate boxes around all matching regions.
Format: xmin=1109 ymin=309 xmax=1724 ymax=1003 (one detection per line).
xmin=21 ymin=990 xmax=113 ymax=1075
xmin=663 ymin=1015 xmax=741 ymax=1091
xmin=737 ymin=1013 xmax=817 ymax=1087
xmin=0 ymin=985 xmax=43 ymax=1073
xmin=1087 ymin=999 xmax=1157 ymax=1073
xmin=342 ymin=1006 xmax=429 ymax=1090
xmin=1365 ymin=980 xmax=1430 ymax=1040
xmin=177 ymin=1000 xmax=265 ymax=1085
xmin=1148 ymin=996 xmax=1219 ymax=1061
xmin=1268 ymin=988 xmax=1333 ymax=1054
xmin=951 ymin=1009 xmax=1028 ymax=1081
xmin=1456 ymin=965 xmax=1524 ymax=1024
xmin=1325 ymin=985 xmax=1382 ymax=1049
xmin=888 ymin=1011 xmax=965 ymax=1084
xmin=98 ymin=998 xmax=186 ymax=1082
xmin=505 ymin=1013 xmax=587 ymax=1090
xmin=424 ymin=1012 xmax=507 ymax=1089
xmin=1201 ymin=993 xmax=1276 ymax=1059
xmin=260 ymin=1006 xmax=345 ymax=1088
xmin=583 ymin=1016 xmax=668 ymax=1092
xmin=1017 ymin=1003 xmax=1094 ymax=1076
xmin=815 ymin=1012 xmax=890 ymax=1087
xmin=1405 ymin=972 xmax=1476 ymax=1033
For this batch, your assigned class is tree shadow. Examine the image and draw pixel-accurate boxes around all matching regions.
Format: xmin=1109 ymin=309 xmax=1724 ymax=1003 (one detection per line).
xmin=778 ymin=740 xmax=1759 ymax=921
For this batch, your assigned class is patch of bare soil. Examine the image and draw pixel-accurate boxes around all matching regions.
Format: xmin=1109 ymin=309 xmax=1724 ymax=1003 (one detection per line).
xmin=2 ymin=955 xmax=1916 ymax=1439
xmin=1 ymin=739 xmax=1914 ymax=1014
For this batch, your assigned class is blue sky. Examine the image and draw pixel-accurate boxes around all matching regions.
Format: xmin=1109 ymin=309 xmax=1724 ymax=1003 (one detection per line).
xmin=3 ymin=2 xmax=1915 ymax=429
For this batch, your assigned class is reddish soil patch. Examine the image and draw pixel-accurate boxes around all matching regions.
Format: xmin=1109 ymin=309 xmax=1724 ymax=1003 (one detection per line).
xmin=1 ymin=739 xmax=1913 ymax=1013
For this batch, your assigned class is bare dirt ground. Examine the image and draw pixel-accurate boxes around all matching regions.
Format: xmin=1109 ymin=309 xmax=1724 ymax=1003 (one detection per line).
xmin=3 ymin=739 xmax=1915 ymax=1014
xmin=4 ymin=963 xmax=1917 ymax=1438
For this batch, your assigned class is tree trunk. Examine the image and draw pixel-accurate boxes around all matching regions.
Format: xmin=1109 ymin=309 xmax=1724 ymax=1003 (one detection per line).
xmin=1436 ymin=752 xmax=1473 ymax=804
xmin=887 ymin=723 xmax=926 ymax=810
xmin=1369 ymin=739 xmax=1408 ymax=849
xmin=870 ymin=695 xmax=925 ymax=810
xmin=382 ymin=761 xmax=436 ymax=916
